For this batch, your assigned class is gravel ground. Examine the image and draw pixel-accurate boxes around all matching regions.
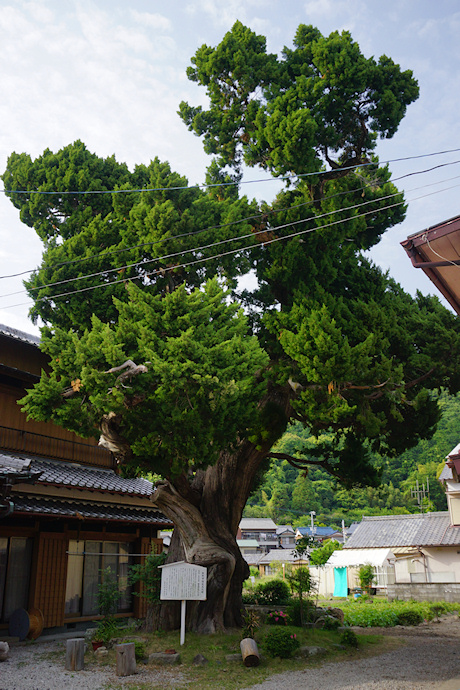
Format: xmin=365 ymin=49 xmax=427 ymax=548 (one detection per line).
xmin=0 ymin=640 xmax=187 ymax=690
xmin=1 ymin=617 xmax=460 ymax=690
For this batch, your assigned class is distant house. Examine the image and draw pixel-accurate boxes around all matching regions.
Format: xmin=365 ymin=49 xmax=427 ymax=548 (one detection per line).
xmin=0 ymin=325 xmax=171 ymax=637
xmin=324 ymin=547 xmax=395 ymax=597
xmin=334 ymin=489 xmax=460 ymax=601
xmin=238 ymin=518 xmax=279 ymax=553
xmin=257 ymin=548 xmax=309 ymax=577
xmin=237 ymin=539 xmax=261 ymax=556
xmin=276 ymin=524 xmax=296 ymax=548
xmin=295 ymin=526 xmax=341 ymax=543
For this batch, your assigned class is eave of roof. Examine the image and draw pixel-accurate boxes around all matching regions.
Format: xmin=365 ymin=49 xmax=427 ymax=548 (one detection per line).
xmin=401 ymin=214 xmax=460 ymax=315
xmin=12 ymin=494 xmax=172 ymax=525
xmin=0 ymin=452 xmax=153 ymax=498
xmin=0 ymin=324 xmax=40 ymax=346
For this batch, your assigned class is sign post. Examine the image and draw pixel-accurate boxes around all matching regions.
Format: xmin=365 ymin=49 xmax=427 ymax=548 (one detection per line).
xmin=159 ymin=561 xmax=207 ymax=646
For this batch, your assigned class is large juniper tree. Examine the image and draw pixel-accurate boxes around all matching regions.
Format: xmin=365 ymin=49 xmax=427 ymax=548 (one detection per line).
xmin=4 ymin=22 xmax=460 ymax=633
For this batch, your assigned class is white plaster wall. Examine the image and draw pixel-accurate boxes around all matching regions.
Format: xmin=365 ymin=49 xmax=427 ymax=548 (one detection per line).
xmin=394 ymin=547 xmax=460 ymax=583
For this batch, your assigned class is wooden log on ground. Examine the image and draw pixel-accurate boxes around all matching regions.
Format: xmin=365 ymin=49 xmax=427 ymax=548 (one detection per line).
xmin=115 ymin=642 xmax=137 ymax=677
xmin=240 ymin=638 xmax=260 ymax=667
xmin=65 ymin=638 xmax=85 ymax=671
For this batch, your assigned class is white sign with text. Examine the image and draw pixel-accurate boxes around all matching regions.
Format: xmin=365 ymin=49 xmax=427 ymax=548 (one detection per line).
xmin=159 ymin=561 xmax=207 ymax=601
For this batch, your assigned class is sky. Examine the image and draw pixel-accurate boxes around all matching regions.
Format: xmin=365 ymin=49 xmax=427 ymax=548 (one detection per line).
xmin=0 ymin=0 xmax=459 ymax=335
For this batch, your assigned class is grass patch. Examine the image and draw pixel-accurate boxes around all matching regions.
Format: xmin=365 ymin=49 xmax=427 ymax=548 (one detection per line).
xmin=340 ymin=599 xmax=460 ymax=627
xmin=91 ymin=625 xmax=390 ymax=690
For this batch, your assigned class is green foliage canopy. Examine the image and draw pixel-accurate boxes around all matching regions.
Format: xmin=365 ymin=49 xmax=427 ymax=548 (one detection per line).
xmin=4 ymin=22 xmax=460 ymax=495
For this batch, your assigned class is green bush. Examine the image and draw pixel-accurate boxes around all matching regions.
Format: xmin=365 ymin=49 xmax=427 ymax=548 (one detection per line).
xmin=340 ymin=628 xmax=358 ymax=648
xmin=263 ymin=627 xmax=300 ymax=658
xmin=358 ymin=564 xmax=375 ymax=593
xmin=429 ymin=602 xmax=446 ymax=621
xmin=255 ymin=579 xmax=291 ymax=605
xmin=94 ymin=618 xmax=119 ymax=645
xmin=342 ymin=599 xmax=459 ymax=627
xmin=396 ymin=610 xmax=423 ymax=626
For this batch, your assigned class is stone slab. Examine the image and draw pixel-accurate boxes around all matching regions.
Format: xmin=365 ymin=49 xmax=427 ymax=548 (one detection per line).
xmin=148 ymin=652 xmax=181 ymax=665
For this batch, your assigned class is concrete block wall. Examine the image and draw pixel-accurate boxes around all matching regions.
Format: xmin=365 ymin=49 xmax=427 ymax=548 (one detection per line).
xmin=387 ymin=583 xmax=460 ymax=602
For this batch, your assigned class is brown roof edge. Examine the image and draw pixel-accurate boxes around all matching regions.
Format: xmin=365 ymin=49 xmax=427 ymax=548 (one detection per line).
xmin=403 ymin=214 xmax=460 ymax=246
xmin=401 ymin=232 xmax=460 ymax=316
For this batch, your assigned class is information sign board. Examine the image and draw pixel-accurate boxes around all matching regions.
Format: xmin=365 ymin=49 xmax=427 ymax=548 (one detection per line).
xmin=159 ymin=561 xmax=207 ymax=601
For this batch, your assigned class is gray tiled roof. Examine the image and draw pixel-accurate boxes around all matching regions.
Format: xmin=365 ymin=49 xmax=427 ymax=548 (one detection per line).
xmin=12 ymin=495 xmax=171 ymax=525
xmin=0 ymin=324 xmax=40 ymax=346
xmin=0 ymin=452 xmax=153 ymax=497
xmin=344 ymin=512 xmax=460 ymax=548
xmin=439 ymin=464 xmax=453 ymax=481
xmin=31 ymin=457 xmax=153 ymax=496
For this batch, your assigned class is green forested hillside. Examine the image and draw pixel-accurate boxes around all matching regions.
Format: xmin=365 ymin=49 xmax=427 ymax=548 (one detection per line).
xmin=244 ymin=391 xmax=460 ymax=528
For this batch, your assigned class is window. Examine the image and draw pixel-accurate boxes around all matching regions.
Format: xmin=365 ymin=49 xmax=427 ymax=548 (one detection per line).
xmin=0 ymin=537 xmax=33 ymax=622
xmin=65 ymin=540 xmax=133 ymax=617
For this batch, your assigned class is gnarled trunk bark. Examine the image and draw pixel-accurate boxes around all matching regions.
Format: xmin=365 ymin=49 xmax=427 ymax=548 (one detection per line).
xmin=151 ymin=439 xmax=275 ymax=633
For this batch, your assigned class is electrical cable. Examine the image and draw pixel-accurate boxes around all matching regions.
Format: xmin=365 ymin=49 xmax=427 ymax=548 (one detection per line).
xmin=5 ymin=171 xmax=460 ymax=300
xmin=3 ymin=179 xmax=459 ymax=311
xmin=1 ymin=184 xmax=410 ymax=298
xmin=2 ymin=156 xmax=460 ymax=282
xmin=2 ymin=146 xmax=460 ymax=196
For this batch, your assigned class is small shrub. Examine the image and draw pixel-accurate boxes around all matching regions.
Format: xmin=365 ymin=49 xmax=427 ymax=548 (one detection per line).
xmin=126 ymin=639 xmax=147 ymax=661
xmin=255 ymin=579 xmax=291 ymax=605
xmin=358 ymin=564 xmax=375 ymax=594
xmin=241 ymin=609 xmax=260 ymax=640
xmin=263 ymin=627 xmax=300 ymax=658
xmin=97 ymin=567 xmax=121 ymax=618
xmin=396 ymin=610 xmax=423 ymax=626
xmin=429 ymin=603 xmax=445 ymax=622
xmin=95 ymin=618 xmax=119 ymax=645
xmin=340 ymin=628 xmax=358 ymax=648
xmin=267 ymin=610 xmax=290 ymax=625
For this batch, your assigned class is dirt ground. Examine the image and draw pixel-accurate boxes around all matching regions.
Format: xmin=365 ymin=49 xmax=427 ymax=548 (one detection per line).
xmin=242 ymin=615 xmax=460 ymax=690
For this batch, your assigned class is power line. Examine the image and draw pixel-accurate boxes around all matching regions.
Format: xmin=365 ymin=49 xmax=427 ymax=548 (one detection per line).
xmin=3 ymin=171 xmax=460 ymax=300
xmin=3 ymin=179 xmax=459 ymax=311
xmin=2 ymin=147 xmax=460 ymax=197
xmin=2 ymin=156 xmax=460 ymax=283
xmin=1 ymin=185 xmax=409 ymax=298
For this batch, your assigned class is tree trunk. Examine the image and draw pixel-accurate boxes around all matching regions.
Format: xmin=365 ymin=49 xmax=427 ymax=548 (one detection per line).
xmin=151 ymin=439 xmax=276 ymax=633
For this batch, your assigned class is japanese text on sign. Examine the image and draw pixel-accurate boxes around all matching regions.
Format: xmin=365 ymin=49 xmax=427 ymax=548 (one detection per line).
xmin=159 ymin=561 xmax=207 ymax=601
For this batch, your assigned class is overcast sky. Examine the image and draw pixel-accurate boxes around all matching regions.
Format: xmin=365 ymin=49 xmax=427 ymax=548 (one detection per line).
xmin=1 ymin=0 xmax=459 ymax=335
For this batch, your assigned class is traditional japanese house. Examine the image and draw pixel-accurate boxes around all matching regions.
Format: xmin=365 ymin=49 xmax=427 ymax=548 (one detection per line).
xmin=0 ymin=325 xmax=171 ymax=637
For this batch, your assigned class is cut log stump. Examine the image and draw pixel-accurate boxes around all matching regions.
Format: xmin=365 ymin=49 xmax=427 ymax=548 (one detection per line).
xmin=65 ymin=638 xmax=85 ymax=671
xmin=240 ymin=638 xmax=260 ymax=667
xmin=116 ymin=642 xmax=137 ymax=677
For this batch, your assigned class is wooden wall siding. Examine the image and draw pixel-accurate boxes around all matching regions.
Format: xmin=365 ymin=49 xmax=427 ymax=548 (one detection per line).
xmin=30 ymin=533 xmax=68 ymax=628
xmin=133 ymin=538 xmax=163 ymax=618
xmin=0 ymin=385 xmax=113 ymax=468
xmin=0 ymin=337 xmax=48 ymax=376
